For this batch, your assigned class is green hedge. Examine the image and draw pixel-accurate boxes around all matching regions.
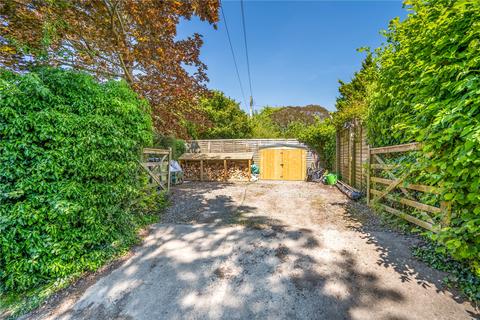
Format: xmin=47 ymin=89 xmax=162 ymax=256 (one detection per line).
xmin=0 ymin=68 xmax=155 ymax=292
xmin=296 ymin=119 xmax=336 ymax=170
xmin=367 ymin=0 xmax=480 ymax=274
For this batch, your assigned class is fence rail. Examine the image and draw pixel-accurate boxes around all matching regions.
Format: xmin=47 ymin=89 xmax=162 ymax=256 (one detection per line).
xmin=369 ymin=142 xmax=421 ymax=154
xmin=366 ymin=142 xmax=450 ymax=232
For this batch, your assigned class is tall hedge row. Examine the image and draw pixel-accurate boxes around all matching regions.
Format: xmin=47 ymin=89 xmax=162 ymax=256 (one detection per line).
xmin=0 ymin=68 xmax=154 ymax=292
xmin=367 ymin=0 xmax=480 ymax=273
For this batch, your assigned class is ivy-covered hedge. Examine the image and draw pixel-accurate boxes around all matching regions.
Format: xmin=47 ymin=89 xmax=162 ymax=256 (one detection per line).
xmin=0 ymin=68 xmax=156 ymax=293
xmin=367 ymin=0 xmax=480 ymax=274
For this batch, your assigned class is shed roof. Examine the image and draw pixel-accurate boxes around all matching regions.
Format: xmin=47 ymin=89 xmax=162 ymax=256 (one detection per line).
xmin=179 ymin=152 xmax=254 ymax=161
xmin=258 ymin=143 xmax=308 ymax=150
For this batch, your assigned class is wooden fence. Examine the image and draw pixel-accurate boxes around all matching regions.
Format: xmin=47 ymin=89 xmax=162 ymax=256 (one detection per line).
xmin=366 ymin=142 xmax=451 ymax=232
xmin=336 ymin=122 xmax=369 ymax=191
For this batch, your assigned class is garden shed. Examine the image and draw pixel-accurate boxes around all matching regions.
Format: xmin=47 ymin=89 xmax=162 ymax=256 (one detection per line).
xmin=258 ymin=144 xmax=307 ymax=181
xmin=185 ymin=139 xmax=317 ymax=181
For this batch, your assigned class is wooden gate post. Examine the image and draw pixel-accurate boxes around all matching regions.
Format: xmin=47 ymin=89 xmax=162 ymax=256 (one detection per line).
xmin=367 ymin=146 xmax=371 ymax=206
xmin=167 ymin=147 xmax=171 ymax=191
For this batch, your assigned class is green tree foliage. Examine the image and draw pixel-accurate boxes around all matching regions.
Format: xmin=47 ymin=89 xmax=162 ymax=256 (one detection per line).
xmin=0 ymin=68 xmax=158 ymax=293
xmin=335 ymin=53 xmax=377 ymax=127
xmin=251 ymin=105 xmax=330 ymax=138
xmin=269 ymin=105 xmax=330 ymax=134
xmin=0 ymin=0 xmax=220 ymax=137
xmin=367 ymin=0 xmax=480 ymax=273
xmin=192 ymin=91 xmax=252 ymax=139
xmin=250 ymin=107 xmax=283 ymax=138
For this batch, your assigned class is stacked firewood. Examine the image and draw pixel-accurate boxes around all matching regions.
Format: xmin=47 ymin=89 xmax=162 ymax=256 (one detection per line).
xmin=204 ymin=162 xmax=227 ymax=181
xmin=183 ymin=160 xmax=249 ymax=181
xmin=226 ymin=162 xmax=249 ymax=181
xmin=183 ymin=163 xmax=202 ymax=180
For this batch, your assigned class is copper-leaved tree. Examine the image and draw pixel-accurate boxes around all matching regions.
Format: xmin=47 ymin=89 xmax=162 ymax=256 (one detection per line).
xmin=0 ymin=0 xmax=219 ymax=136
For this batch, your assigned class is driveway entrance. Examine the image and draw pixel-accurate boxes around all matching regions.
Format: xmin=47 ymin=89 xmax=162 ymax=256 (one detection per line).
xmin=31 ymin=182 xmax=477 ymax=320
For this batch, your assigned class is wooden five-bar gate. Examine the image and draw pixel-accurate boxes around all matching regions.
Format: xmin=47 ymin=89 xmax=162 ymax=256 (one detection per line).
xmin=366 ymin=142 xmax=451 ymax=232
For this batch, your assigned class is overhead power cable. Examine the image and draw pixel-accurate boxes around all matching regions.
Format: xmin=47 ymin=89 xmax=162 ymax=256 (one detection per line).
xmin=221 ymin=5 xmax=247 ymax=110
xmin=240 ymin=0 xmax=254 ymax=116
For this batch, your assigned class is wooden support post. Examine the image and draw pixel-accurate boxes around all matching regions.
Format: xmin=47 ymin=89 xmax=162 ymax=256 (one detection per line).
xmin=248 ymin=159 xmax=252 ymax=181
xmin=200 ymin=160 xmax=204 ymax=181
xmin=224 ymin=159 xmax=227 ymax=182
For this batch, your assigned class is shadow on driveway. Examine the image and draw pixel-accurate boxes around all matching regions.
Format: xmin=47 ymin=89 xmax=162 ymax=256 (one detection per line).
xmin=40 ymin=182 xmax=477 ymax=320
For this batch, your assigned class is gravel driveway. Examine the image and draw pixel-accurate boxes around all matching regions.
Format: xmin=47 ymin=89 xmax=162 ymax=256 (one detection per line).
xmin=31 ymin=181 xmax=478 ymax=320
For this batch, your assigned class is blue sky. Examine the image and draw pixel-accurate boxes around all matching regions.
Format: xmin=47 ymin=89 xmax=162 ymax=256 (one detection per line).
xmin=178 ymin=1 xmax=407 ymax=112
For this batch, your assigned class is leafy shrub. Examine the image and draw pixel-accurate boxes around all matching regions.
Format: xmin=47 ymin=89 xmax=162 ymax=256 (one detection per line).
xmin=173 ymin=138 xmax=187 ymax=159
xmin=367 ymin=0 xmax=480 ymax=274
xmin=296 ymin=119 xmax=336 ymax=170
xmin=153 ymin=134 xmax=186 ymax=160
xmin=0 ymin=68 xmax=155 ymax=293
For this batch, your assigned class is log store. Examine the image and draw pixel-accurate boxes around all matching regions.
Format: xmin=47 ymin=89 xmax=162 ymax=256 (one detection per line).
xmin=179 ymin=152 xmax=253 ymax=182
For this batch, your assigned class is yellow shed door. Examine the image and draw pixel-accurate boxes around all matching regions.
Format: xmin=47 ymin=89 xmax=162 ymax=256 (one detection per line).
xmin=260 ymin=148 xmax=306 ymax=180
